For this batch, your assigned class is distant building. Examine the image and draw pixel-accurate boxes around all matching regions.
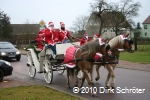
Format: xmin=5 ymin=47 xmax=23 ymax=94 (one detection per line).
xmin=130 ymin=15 xmax=150 ymax=38
xmin=11 ymin=24 xmax=41 ymax=35
xmin=86 ymin=12 xmax=131 ymax=38
xmin=141 ymin=15 xmax=150 ymax=37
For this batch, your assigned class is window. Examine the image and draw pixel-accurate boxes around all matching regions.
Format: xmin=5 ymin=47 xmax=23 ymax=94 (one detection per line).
xmin=110 ymin=29 xmax=115 ymax=33
xmin=144 ymin=25 xmax=147 ymax=29
xmin=103 ymin=29 xmax=107 ymax=33
xmin=145 ymin=32 xmax=147 ymax=36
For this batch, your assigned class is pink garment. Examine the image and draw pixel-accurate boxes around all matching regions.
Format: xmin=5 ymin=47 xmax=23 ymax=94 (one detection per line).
xmin=63 ymin=46 xmax=78 ymax=68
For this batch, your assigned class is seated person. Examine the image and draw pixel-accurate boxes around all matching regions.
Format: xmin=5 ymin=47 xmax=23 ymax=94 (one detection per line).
xmin=57 ymin=22 xmax=73 ymax=43
xmin=36 ymin=30 xmax=45 ymax=51
xmin=43 ymin=21 xmax=58 ymax=58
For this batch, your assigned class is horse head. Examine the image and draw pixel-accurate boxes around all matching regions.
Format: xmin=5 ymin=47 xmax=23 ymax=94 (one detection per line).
xmin=123 ymin=33 xmax=134 ymax=53
xmin=107 ymin=33 xmax=134 ymax=53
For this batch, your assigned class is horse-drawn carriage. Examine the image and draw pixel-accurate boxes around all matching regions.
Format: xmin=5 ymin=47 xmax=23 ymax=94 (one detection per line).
xmin=24 ymin=41 xmax=81 ymax=84
xmin=24 ymin=34 xmax=134 ymax=96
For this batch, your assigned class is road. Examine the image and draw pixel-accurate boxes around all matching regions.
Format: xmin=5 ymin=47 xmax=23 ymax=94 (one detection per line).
xmin=10 ymin=55 xmax=150 ymax=100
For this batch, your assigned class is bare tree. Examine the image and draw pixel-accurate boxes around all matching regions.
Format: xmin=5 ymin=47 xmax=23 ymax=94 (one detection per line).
xmin=109 ymin=0 xmax=141 ymax=36
xmin=70 ymin=15 xmax=89 ymax=36
xmin=90 ymin=0 xmax=110 ymax=35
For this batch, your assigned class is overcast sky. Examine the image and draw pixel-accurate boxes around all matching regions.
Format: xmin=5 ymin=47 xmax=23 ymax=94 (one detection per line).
xmin=0 ymin=0 xmax=150 ymax=29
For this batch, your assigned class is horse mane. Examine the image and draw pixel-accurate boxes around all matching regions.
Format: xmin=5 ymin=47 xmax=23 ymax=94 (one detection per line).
xmin=80 ymin=39 xmax=101 ymax=56
xmin=108 ymin=35 xmax=124 ymax=49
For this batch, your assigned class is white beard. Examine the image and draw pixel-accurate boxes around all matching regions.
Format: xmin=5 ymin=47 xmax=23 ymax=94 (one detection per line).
xmin=85 ymin=36 xmax=88 ymax=39
xmin=48 ymin=27 xmax=52 ymax=30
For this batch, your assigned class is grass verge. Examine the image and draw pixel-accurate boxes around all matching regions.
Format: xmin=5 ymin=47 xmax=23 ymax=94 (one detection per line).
xmin=0 ymin=85 xmax=82 ymax=100
xmin=119 ymin=51 xmax=150 ymax=64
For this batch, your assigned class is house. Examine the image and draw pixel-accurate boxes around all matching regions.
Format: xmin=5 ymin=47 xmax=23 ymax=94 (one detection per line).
xmin=11 ymin=24 xmax=41 ymax=35
xmin=86 ymin=12 xmax=131 ymax=38
xmin=141 ymin=15 xmax=150 ymax=37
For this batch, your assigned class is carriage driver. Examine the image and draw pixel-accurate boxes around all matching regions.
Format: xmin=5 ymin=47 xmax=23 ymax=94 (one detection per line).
xmin=43 ymin=22 xmax=58 ymax=58
xmin=58 ymin=22 xmax=73 ymax=43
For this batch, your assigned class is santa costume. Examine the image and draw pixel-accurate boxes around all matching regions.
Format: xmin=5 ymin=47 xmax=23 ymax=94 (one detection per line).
xmin=80 ymin=33 xmax=90 ymax=46
xmin=93 ymin=34 xmax=103 ymax=61
xmin=93 ymin=34 xmax=100 ymax=40
xmin=36 ymin=30 xmax=45 ymax=50
xmin=43 ymin=22 xmax=58 ymax=56
xmin=58 ymin=22 xmax=71 ymax=43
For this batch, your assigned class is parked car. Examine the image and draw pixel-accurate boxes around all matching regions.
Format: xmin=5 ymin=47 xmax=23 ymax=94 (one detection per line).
xmin=0 ymin=60 xmax=13 ymax=82
xmin=0 ymin=42 xmax=21 ymax=61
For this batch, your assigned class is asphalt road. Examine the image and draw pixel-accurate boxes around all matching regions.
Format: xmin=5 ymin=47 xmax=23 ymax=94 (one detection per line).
xmin=9 ymin=55 xmax=150 ymax=100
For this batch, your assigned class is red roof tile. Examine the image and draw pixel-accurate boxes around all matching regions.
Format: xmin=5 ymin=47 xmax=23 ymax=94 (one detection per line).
xmin=142 ymin=15 xmax=150 ymax=24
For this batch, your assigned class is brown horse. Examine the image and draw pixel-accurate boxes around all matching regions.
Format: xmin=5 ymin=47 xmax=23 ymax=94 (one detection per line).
xmin=94 ymin=33 xmax=134 ymax=88
xmin=65 ymin=38 xmax=109 ymax=96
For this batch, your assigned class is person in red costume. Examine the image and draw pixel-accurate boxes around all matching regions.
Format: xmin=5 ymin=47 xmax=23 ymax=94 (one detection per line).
xmin=93 ymin=33 xmax=100 ymax=40
xmin=80 ymin=33 xmax=90 ymax=46
xmin=36 ymin=30 xmax=45 ymax=51
xmin=43 ymin=22 xmax=58 ymax=58
xmin=93 ymin=33 xmax=103 ymax=61
xmin=58 ymin=22 xmax=73 ymax=43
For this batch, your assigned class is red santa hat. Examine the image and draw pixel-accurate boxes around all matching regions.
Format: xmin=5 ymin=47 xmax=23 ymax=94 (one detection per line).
xmin=60 ymin=22 xmax=65 ymax=26
xmin=48 ymin=22 xmax=54 ymax=26
xmin=94 ymin=34 xmax=100 ymax=38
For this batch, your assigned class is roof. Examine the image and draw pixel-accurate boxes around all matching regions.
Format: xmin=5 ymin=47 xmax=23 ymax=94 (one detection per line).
xmin=142 ymin=15 xmax=150 ymax=24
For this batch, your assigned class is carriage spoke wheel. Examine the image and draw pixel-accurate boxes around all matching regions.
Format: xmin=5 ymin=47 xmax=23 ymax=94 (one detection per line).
xmin=77 ymin=70 xmax=85 ymax=88
xmin=43 ymin=60 xmax=53 ymax=84
xmin=27 ymin=51 xmax=36 ymax=78
xmin=57 ymin=64 xmax=65 ymax=75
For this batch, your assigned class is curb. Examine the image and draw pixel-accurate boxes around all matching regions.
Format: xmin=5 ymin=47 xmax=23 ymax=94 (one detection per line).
xmin=116 ymin=66 xmax=150 ymax=72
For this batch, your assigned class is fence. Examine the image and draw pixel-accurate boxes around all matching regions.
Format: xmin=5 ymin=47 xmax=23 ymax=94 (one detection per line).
xmin=1 ymin=37 xmax=150 ymax=50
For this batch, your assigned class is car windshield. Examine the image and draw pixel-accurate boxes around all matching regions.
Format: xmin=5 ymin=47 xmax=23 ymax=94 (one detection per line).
xmin=0 ymin=43 xmax=15 ymax=49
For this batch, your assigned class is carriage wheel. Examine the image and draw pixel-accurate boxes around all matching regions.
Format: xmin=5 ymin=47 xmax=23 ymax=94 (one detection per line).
xmin=27 ymin=51 xmax=36 ymax=78
xmin=43 ymin=60 xmax=53 ymax=84
xmin=77 ymin=70 xmax=83 ymax=80
xmin=78 ymin=70 xmax=85 ymax=88
xmin=57 ymin=64 xmax=65 ymax=75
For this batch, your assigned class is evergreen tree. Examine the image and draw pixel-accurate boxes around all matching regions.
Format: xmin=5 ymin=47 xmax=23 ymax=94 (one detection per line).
xmin=0 ymin=10 xmax=13 ymax=39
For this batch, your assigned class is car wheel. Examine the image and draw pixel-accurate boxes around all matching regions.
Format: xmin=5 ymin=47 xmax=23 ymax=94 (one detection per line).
xmin=16 ymin=58 xmax=20 ymax=61
xmin=0 ymin=69 xmax=4 ymax=82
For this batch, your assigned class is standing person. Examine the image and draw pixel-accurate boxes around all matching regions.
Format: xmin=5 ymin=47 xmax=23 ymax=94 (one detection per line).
xmin=80 ymin=33 xmax=90 ymax=46
xmin=58 ymin=22 xmax=73 ymax=43
xmin=43 ymin=22 xmax=58 ymax=58
xmin=93 ymin=33 xmax=100 ymax=40
xmin=92 ymin=34 xmax=103 ymax=61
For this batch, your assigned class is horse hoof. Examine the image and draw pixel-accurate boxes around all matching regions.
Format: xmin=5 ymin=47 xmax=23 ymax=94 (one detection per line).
xmin=91 ymin=93 xmax=97 ymax=97
xmin=111 ymin=86 xmax=115 ymax=89
xmin=67 ymin=86 xmax=71 ymax=89
xmin=74 ymin=84 xmax=78 ymax=87
xmin=95 ymin=77 xmax=99 ymax=81
xmin=91 ymin=82 xmax=94 ymax=85
xmin=105 ymin=86 xmax=110 ymax=89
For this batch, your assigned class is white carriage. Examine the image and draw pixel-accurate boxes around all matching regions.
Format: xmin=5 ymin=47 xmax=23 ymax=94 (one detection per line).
xmin=25 ymin=41 xmax=80 ymax=84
